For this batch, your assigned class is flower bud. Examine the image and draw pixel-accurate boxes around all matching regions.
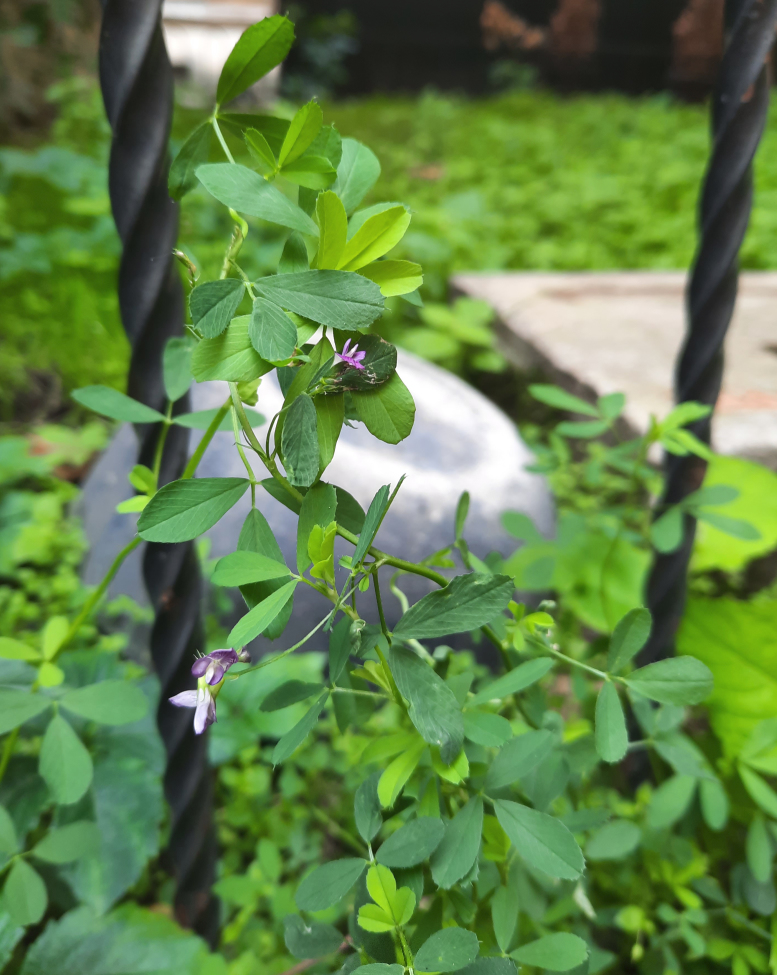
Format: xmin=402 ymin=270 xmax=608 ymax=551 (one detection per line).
xmin=349 ymin=619 xmax=366 ymax=652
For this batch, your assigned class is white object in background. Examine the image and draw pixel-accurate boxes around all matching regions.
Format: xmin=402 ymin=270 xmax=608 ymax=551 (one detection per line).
xmin=162 ymin=0 xmax=279 ymax=97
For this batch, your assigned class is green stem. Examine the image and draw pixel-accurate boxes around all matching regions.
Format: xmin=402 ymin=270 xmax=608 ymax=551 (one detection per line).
xmin=373 ymin=572 xmax=390 ymax=641
xmin=331 ymin=687 xmax=386 ymax=699
xmin=311 ymin=807 xmax=368 ymax=856
xmin=0 ymin=728 xmax=19 ymax=787
xmin=230 ymin=402 xmax=258 ymax=486
xmin=181 ymin=398 xmax=231 ymax=480
xmin=56 ymin=535 xmax=143 ymax=660
xmin=151 ymin=403 xmax=173 ymax=483
xmin=397 ymin=927 xmax=414 ymax=972
xmin=211 ymin=116 xmax=235 ymax=163
xmin=534 ymin=639 xmax=608 ymax=680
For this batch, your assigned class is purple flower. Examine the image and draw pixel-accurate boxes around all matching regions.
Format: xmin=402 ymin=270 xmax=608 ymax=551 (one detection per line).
xmin=336 ymin=339 xmax=366 ymax=371
xmin=168 ymin=648 xmax=249 ymax=735
xmin=191 ymin=648 xmax=243 ymax=685
xmin=169 ymin=685 xmax=217 ymax=735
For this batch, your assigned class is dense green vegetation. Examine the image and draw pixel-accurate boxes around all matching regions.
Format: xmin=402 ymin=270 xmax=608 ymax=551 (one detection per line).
xmin=5 ymin=80 xmax=777 ymax=418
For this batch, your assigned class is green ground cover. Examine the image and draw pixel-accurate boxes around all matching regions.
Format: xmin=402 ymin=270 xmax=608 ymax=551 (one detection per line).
xmin=4 ymin=81 xmax=777 ymax=417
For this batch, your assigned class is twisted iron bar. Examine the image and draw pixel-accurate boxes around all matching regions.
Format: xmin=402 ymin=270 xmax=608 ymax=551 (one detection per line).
xmin=641 ymin=0 xmax=777 ymax=664
xmin=98 ymin=0 xmax=219 ymax=942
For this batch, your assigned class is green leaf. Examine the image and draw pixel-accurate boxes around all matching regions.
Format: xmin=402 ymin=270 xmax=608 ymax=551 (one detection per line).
xmin=32 ymin=821 xmax=100 ymax=864
xmin=528 ymin=384 xmax=599 ymax=417
xmin=747 ymin=813 xmax=772 ymax=883
xmin=228 ymin=580 xmax=299 ymax=648
xmin=415 ymin=927 xmax=479 ymax=973
xmin=315 ymin=190 xmax=348 ymax=269
xmin=484 ymin=730 xmax=555 ymax=793
xmin=625 ymin=656 xmax=713 ymax=705
xmin=352 ymin=484 xmax=389 ymax=565
xmin=260 ymin=680 xmax=323 ymax=712
xmin=511 ymin=933 xmax=589 ymax=972
xmin=213 ymin=550 xmax=289 ymax=587
xmin=283 ymin=914 xmax=343 ymax=959
xmin=278 ymin=100 xmax=323 ymax=167
xmin=71 ymin=386 xmax=165 ymax=424
xmin=697 ymin=510 xmax=760 ymax=540
xmin=556 ymin=419 xmax=610 ymax=438
xmin=339 ymin=206 xmax=410 ymax=271
xmin=19 ymin=903 xmax=210 ymax=974
xmin=0 ymin=805 xmax=17 ymax=856
xmin=237 ymin=508 xmax=295 ymax=640
xmin=191 ymin=315 xmax=272 ymax=382
xmin=328 ymin=616 xmax=352 ymax=685
xmin=699 ymin=777 xmax=729 ymax=831
xmin=39 ymin=715 xmax=93 ymax=805
xmin=0 ymin=638 xmax=40 ymax=662
xmin=219 ymin=112 xmax=290 ymax=153
xmin=168 ymin=120 xmax=212 ymax=201
xmin=281 ymin=154 xmax=337 ymax=191
xmin=693 ymin=455 xmax=777 ymax=572
xmin=352 ymin=967 xmax=403 ymax=975
xmin=491 ymin=886 xmax=517 ymax=954
xmin=678 ymin=597 xmax=777 ymax=755
xmin=359 ymin=260 xmax=423 ymax=297
xmin=607 ymin=607 xmax=651 ymax=673
xmin=376 ymin=818 xmax=444 ymax=868
xmin=282 ymin=393 xmax=319 ymax=488
xmin=334 ymin=139 xmax=381 ymax=214
xmin=255 ymin=269 xmax=383 ymax=331
xmin=297 ymin=482 xmax=337 ymax=573
xmin=245 ymin=127 xmax=276 ymax=171
xmin=453 ymin=960 xmax=516 ymax=975
xmin=378 ymin=738 xmax=426 ymax=808
xmin=307 ymin=123 xmax=342 ymax=169
xmin=594 ymin=682 xmax=628 ymax=763
xmin=0 ymin=689 xmax=50 ymax=735
xmin=197 ymin=163 xmax=318 ymax=236
xmin=138 ymin=477 xmax=249 ymax=542
xmin=462 ymin=710 xmax=512 ymax=747
xmin=651 ymin=506 xmax=684 ymax=553
xmin=740 ymin=766 xmax=777 ymax=819
xmin=272 ymin=690 xmax=328 ymax=765
xmin=162 ymin=337 xmax=193 ymax=402
xmin=280 ymin=231 xmax=310 ymax=274
xmin=393 ymin=574 xmax=514 ymax=640
xmin=316 ymin=394 xmax=344 ymax=474
xmin=60 ymin=681 xmax=148 ymax=726
xmin=173 ymin=407 xmax=264 ymax=431
xmin=249 ymin=297 xmax=298 ymax=362
xmin=354 ymin=772 xmax=383 ymax=843
xmin=585 ymin=820 xmax=641 ymax=861
xmin=216 ymin=15 xmax=295 ymax=106
xmin=469 ymin=658 xmax=553 ymax=706
xmin=430 ymin=796 xmax=483 ymax=889
xmin=352 ymin=373 xmax=415 ymax=444
xmin=646 ymin=775 xmax=696 ymax=830
xmin=390 ymin=646 xmax=464 ymax=764
xmin=494 ymin=799 xmax=584 ymax=880
xmin=296 ymin=858 xmax=367 ymax=912
xmin=189 ymin=279 xmax=245 ymax=339
xmin=3 ymin=860 xmax=46 ymax=927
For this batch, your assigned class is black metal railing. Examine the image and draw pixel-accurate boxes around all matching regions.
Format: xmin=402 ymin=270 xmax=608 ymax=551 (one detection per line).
xmin=642 ymin=0 xmax=777 ymax=664
xmin=98 ymin=0 xmax=218 ymax=943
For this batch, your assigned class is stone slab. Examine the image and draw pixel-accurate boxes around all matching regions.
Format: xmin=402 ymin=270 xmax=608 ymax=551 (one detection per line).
xmin=80 ymin=350 xmax=552 ymax=655
xmin=453 ymin=271 xmax=777 ymax=467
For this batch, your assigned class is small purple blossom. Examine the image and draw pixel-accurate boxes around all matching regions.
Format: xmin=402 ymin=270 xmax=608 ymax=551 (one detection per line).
xmin=336 ymin=339 xmax=366 ymax=371
xmin=191 ymin=648 xmax=243 ymax=685
xmin=168 ymin=648 xmax=249 ymax=734
xmin=169 ymin=685 xmax=217 ymax=735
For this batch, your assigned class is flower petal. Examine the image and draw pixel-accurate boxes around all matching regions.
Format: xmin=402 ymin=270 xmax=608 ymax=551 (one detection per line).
xmin=169 ymin=690 xmax=198 ymax=709
xmin=193 ymin=688 xmax=215 ymax=734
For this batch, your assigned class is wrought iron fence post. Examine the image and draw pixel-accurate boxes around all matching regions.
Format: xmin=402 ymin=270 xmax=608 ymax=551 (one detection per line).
xmin=98 ymin=0 xmax=219 ymax=943
xmin=642 ymin=0 xmax=777 ymax=664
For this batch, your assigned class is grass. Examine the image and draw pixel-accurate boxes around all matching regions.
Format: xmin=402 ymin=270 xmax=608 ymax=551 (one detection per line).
xmin=4 ymin=81 xmax=777 ymax=417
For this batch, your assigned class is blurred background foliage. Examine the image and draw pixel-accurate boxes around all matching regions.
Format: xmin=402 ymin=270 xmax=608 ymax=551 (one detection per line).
xmin=5 ymin=75 xmax=777 ymax=422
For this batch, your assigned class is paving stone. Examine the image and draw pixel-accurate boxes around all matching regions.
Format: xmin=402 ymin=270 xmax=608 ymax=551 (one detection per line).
xmin=80 ymin=350 xmax=552 ymax=654
xmin=453 ymin=271 xmax=777 ymax=467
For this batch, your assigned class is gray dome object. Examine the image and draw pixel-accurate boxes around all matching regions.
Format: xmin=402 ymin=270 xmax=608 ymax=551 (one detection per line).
xmin=81 ymin=350 xmax=553 ymax=656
